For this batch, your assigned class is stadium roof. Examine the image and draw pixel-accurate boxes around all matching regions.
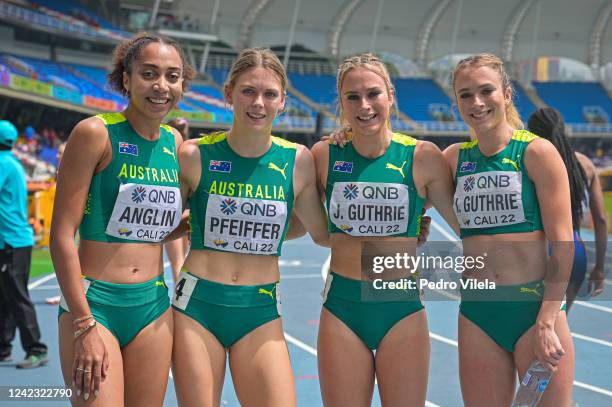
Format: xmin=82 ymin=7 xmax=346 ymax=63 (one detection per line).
xmin=161 ymin=0 xmax=611 ymax=66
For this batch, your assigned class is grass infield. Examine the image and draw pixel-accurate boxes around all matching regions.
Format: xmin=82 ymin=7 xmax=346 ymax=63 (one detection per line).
xmin=30 ymin=247 xmax=54 ymax=279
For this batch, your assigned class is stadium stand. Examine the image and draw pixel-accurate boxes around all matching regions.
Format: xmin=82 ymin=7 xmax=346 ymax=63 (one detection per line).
xmin=288 ymin=73 xmax=337 ymax=107
xmin=394 ymin=78 xmax=452 ymax=122
xmin=533 ymin=81 xmax=612 ymax=124
xmin=0 ymin=1 xmax=128 ymax=41
xmin=512 ymin=81 xmax=537 ymax=122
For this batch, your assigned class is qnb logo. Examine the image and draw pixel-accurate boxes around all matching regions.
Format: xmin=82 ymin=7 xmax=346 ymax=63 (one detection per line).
xmin=220 ymin=198 xmax=237 ymax=215
xmin=463 ymin=176 xmax=475 ymax=193
xmin=131 ymin=186 xmax=147 ymax=203
xmin=343 ymin=184 xmax=359 ymax=200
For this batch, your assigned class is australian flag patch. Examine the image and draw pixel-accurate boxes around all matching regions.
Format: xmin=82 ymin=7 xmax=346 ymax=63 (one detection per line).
xmin=119 ymin=142 xmax=138 ymax=156
xmin=460 ymin=161 xmax=477 ymax=173
xmin=333 ymin=160 xmax=353 ymax=173
xmin=209 ymin=160 xmax=231 ymax=173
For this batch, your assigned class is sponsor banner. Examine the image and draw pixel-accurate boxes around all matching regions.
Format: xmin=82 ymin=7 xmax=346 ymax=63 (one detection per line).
xmin=329 ymin=182 xmax=409 ymax=236
xmin=167 ymin=109 xmax=215 ymax=122
xmin=0 ymin=65 xmax=9 ymax=87
xmin=105 ymin=183 xmax=182 ymax=242
xmin=83 ymin=95 xmax=117 ymax=111
xmin=204 ymin=194 xmax=287 ymax=255
xmin=52 ymin=86 xmax=82 ymax=105
xmin=454 ymin=171 xmax=525 ymax=228
xmin=9 ymin=74 xmax=52 ymax=96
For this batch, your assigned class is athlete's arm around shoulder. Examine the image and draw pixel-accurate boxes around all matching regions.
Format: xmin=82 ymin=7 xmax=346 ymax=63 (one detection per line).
xmin=161 ymin=128 xmax=190 ymax=242
xmin=310 ymin=139 xmax=330 ymax=195
xmin=414 ymin=141 xmax=460 ymax=235
xmin=292 ymin=143 xmax=330 ymax=247
xmin=177 ymin=138 xmax=202 ymax=206
xmin=50 ymin=116 xmax=110 ymax=317
xmin=442 ymin=142 xmax=462 ymax=179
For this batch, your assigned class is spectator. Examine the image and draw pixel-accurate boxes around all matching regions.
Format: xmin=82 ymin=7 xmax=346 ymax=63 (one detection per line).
xmin=0 ymin=120 xmax=48 ymax=369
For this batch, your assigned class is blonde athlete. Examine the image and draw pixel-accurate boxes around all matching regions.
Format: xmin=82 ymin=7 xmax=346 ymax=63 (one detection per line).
xmin=172 ymin=48 xmax=329 ymax=407
xmin=311 ymin=53 xmax=459 ymax=407
xmin=50 ymin=33 xmax=193 ymax=406
xmin=443 ymin=54 xmax=575 ymax=406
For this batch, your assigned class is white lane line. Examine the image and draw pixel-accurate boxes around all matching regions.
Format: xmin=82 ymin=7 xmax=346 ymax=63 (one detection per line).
xmin=31 ymin=285 xmax=60 ymax=290
xmin=279 ymin=260 xmax=302 ymax=267
xmin=571 ymin=333 xmax=612 ymax=349
xmin=428 ymin=289 xmax=612 ymax=349
xmin=431 ymin=330 xmax=612 ymax=397
xmin=573 ymin=380 xmax=612 ymax=397
xmin=284 ymin=333 xmax=441 ymax=407
xmin=430 ymin=220 xmax=612 ymax=316
xmin=584 ymin=246 xmax=612 ymax=260
xmin=284 ymin=333 xmax=317 ymax=356
xmin=430 ymin=332 xmax=459 ymax=347
xmin=574 ymin=301 xmax=612 ymax=314
xmin=28 ymin=272 xmax=57 ymax=289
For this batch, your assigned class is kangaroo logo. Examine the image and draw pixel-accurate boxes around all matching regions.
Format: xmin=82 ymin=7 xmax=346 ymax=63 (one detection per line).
xmin=258 ymin=287 xmax=275 ymax=299
xmin=162 ymin=147 xmax=176 ymax=160
xmin=268 ymin=162 xmax=288 ymax=180
xmin=154 ymin=281 xmax=166 ymax=287
xmin=385 ymin=161 xmax=406 ymax=178
xmin=502 ymin=157 xmax=519 ymax=171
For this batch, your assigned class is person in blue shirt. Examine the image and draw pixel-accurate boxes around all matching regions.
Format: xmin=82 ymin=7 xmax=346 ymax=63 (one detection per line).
xmin=0 ymin=119 xmax=48 ymax=369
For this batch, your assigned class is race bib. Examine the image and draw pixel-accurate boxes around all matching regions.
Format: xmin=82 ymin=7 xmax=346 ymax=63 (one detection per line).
xmin=454 ymin=171 xmax=525 ymax=229
xmin=204 ymin=194 xmax=287 ymax=255
xmin=172 ymin=272 xmax=198 ymax=311
xmin=105 ymin=183 xmax=182 ymax=242
xmin=329 ymin=182 xmax=409 ymax=236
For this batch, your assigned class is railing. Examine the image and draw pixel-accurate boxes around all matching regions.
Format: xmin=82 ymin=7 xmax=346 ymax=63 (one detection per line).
xmin=568 ymin=123 xmax=612 ymax=133
xmin=206 ymin=53 xmax=336 ymax=76
xmin=0 ymin=1 xmax=128 ymax=42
